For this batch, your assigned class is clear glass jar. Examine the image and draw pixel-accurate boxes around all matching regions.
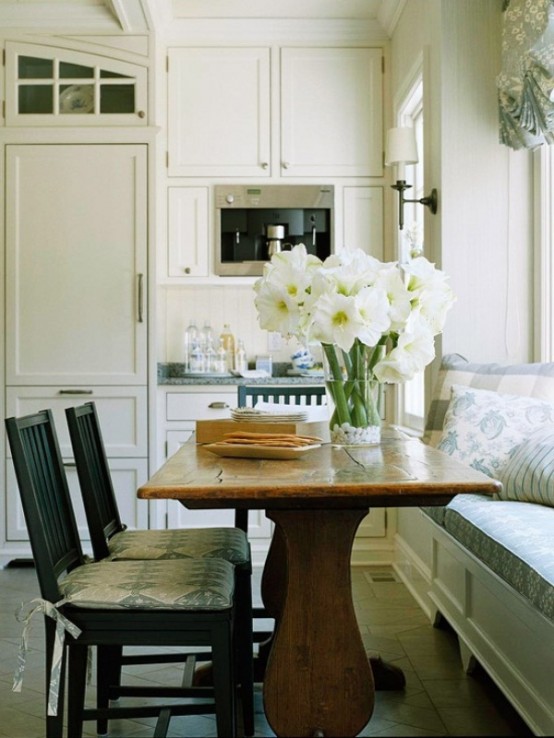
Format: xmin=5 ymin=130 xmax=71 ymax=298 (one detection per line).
xmin=220 ymin=324 xmax=235 ymax=371
xmin=214 ymin=339 xmax=228 ymax=374
xmin=183 ymin=321 xmax=199 ymax=372
xmin=235 ymin=339 xmax=247 ymax=373
xmin=189 ymin=344 xmax=206 ymax=373
xmin=204 ymin=337 xmax=217 ymax=373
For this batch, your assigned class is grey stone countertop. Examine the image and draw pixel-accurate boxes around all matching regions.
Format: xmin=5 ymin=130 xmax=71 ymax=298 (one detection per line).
xmin=158 ymin=362 xmax=325 ymax=386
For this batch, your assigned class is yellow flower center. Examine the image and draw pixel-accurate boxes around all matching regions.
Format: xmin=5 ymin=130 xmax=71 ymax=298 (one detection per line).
xmin=332 ymin=311 xmax=349 ymax=327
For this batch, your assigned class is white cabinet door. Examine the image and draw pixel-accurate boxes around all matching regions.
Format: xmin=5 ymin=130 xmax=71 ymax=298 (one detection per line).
xmin=6 ymin=458 xmax=149 ymax=543
xmin=342 ymin=187 xmax=384 ymax=259
xmin=167 ymin=187 xmax=209 ymax=278
xmin=5 ymin=144 xmax=148 ymax=385
xmin=5 ymin=386 xmax=148 ymax=458
xmin=168 ymin=47 xmax=271 ymax=177
xmin=280 ymin=48 xmax=383 ymax=177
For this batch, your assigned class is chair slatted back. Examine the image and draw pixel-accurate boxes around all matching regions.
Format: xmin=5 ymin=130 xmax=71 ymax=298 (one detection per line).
xmin=65 ymin=402 xmax=124 ymax=561
xmin=235 ymin=385 xmax=327 ymax=532
xmin=5 ymin=410 xmax=84 ymax=603
xmin=237 ymin=385 xmax=327 ymax=408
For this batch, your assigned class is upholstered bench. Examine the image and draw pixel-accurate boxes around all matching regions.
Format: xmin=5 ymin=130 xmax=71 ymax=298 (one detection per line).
xmin=420 ymin=354 xmax=554 ymax=736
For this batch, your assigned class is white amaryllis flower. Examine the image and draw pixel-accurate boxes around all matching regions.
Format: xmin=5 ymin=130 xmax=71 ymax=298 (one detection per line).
xmin=254 ymin=282 xmax=302 ymax=338
xmin=402 ymin=256 xmax=455 ymax=334
xmin=310 ymin=292 xmax=365 ymax=352
xmin=373 ymin=325 xmax=435 ymax=383
xmin=355 ymin=286 xmax=392 ymax=347
xmin=319 ymin=249 xmax=383 ymax=296
xmin=374 ymin=265 xmax=412 ymax=332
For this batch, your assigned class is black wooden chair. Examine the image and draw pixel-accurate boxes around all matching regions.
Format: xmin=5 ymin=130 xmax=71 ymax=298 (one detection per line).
xmin=64 ymin=401 xmax=254 ymax=735
xmin=5 ymin=409 xmax=242 ymax=738
xmin=236 ymin=385 xmax=327 ymax=646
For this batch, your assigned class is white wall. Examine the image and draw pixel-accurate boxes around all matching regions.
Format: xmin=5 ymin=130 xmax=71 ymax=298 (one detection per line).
xmin=157 ymin=283 xmax=306 ymax=364
xmin=439 ymin=0 xmax=534 ymax=365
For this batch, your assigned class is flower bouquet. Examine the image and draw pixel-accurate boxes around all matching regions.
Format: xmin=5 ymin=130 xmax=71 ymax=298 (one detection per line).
xmin=254 ymin=245 xmax=455 ymax=445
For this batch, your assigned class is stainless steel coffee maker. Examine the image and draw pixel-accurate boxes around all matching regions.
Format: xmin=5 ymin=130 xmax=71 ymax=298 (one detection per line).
xmin=266 ymin=224 xmax=285 ymax=257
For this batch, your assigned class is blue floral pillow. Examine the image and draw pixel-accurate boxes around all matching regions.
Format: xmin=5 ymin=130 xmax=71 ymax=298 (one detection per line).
xmin=437 ymin=384 xmax=554 ymax=478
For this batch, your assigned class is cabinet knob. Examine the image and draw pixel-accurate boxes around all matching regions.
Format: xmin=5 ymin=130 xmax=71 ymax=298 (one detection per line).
xmin=137 ymin=110 xmax=146 ymax=119
xmin=261 ymin=162 xmax=269 ymax=170
xmin=209 ymin=401 xmax=230 ymax=409
xmin=282 ymin=161 xmax=290 ymax=170
xmin=184 ymin=267 xmax=191 ymax=274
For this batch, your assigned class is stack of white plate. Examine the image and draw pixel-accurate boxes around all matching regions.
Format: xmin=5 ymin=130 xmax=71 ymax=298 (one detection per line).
xmin=231 ymin=407 xmax=308 ymax=423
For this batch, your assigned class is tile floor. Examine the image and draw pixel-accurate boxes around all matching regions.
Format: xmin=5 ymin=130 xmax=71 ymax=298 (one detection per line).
xmin=0 ymin=563 xmax=533 ymax=737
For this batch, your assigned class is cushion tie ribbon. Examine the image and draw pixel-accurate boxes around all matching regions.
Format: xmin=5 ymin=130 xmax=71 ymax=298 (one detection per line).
xmin=13 ymin=597 xmax=82 ymax=716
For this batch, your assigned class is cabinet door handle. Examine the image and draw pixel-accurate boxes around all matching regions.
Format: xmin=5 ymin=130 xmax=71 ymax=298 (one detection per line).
xmin=58 ymin=389 xmax=93 ymax=395
xmin=261 ymin=162 xmax=269 ymax=169
xmin=209 ymin=401 xmax=230 ymax=409
xmin=63 ymin=461 xmax=77 ymax=468
xmin=137 ymin=273 xmax=144 ymax=323
xmin=282 ymin=161 xmax=290 ymax=170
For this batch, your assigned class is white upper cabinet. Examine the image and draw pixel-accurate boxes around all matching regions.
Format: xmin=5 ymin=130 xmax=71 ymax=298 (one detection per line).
xmin=167 ymin=186 xmax=210 ymax=277
xmin=4 ymin=41 xmax=148 ymax=126
xmin=342 ymin=187 xmax=384 ymax=258
xmin=167 ymin=47 xmax=271 ymax=177
xmin=5 ymin=144 xmax=148 ymax=385
xmin=280 ymin=47 xmax=383 ymax=177
xmin=167 ymin=45 xmax=384 ymax=179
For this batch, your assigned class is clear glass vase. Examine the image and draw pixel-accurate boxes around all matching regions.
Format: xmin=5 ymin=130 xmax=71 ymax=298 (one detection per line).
xmin=322 ymin=341 xmax=383 ymax=446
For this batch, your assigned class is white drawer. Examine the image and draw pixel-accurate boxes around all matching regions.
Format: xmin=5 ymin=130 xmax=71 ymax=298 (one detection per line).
xmin=6 ymin=386 xmax=147 ymax=457
xmin=166 ymin=390 xmax=235 ymax=421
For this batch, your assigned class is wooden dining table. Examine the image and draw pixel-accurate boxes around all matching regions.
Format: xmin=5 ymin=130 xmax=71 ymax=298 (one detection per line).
xmin=138 ymin=429 xmax=501 ymax=738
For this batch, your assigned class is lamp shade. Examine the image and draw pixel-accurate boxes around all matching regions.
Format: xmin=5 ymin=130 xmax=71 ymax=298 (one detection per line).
xmin=385 ymin=127 xmax=419 ymax=166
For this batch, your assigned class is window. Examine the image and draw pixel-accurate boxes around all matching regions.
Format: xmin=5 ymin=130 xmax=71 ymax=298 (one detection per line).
xmin=396 ymin=75 xmax=425 ymax=432
xmin=5 ymin=42 xmax=146 ymax=126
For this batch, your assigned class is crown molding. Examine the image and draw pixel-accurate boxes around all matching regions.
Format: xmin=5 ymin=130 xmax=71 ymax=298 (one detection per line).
xmin=0 ymin=2 xmax=120 ymax=31
xmin=162 ymin=17 xmax=388 ymax=44
xmin=377 ymin=0 xmax=407 ymax=37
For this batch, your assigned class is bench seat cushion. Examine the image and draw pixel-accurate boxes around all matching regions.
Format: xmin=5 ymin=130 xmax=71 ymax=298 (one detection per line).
xmin=108 ymin=527 xmax=250 ymax=565
xmin=441 ymin=494 xmax=554 ymax=623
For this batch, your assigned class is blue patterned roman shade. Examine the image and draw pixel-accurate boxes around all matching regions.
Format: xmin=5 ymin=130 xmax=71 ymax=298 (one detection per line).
xmin=498 ymin=0 xmax=554 ymax=149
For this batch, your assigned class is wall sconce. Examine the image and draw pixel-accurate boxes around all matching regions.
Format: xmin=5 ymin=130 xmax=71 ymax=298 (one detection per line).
xmin=385 ymin=126 xmax=438 ymax=230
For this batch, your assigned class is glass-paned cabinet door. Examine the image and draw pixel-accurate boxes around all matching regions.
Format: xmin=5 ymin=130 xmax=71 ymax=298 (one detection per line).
xmin=5 ymin=42 xmax=147 ymax=125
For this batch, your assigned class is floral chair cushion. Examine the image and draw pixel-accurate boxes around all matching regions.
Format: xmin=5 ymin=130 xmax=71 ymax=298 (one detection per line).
xmin=436 ymin=384 xmax=554 ymax=478
xmin=108 ymin=527 xmax=250 ymax=565
xmin=423 ymin=353 xmax=554 ymax=447
xmin=499 ymin=426 xmax=554 ymax=507
xmin=58 ymin=558 xmax=235 ymax=610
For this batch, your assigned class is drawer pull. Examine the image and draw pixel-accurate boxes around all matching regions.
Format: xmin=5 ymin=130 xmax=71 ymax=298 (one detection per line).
xmin=58 ymin=389 xmax=93 ymax=395
xmin=209 ymin=401 xmax=229 ymax=409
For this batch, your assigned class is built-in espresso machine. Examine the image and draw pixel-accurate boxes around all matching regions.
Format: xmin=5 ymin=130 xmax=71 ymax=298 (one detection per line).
xmin=214 ymin=184 xmax=334 ymax=276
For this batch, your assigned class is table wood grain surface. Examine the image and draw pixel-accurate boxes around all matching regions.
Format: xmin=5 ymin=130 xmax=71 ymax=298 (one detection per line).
xmin=138 ymin=430 xmax=500 ymax=737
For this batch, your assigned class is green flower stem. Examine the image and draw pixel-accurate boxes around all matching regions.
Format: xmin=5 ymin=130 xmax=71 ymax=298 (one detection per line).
xmin=322 ymin=343 xmax=351 ymax=427
xmin=350 ymin=341 xmax=368 ymax=427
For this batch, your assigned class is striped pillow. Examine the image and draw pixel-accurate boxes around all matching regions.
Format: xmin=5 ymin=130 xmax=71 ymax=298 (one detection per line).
xmin=499 ymin=427 xmax=554 ymax=507
xmin=423 ymin=354 xmax=554 ymax=447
